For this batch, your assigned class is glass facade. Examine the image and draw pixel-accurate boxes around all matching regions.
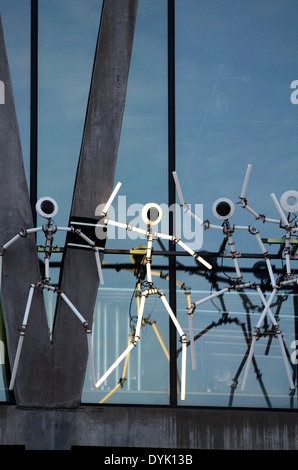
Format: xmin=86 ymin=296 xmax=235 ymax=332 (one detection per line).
xmin=0 ymin=0 xmax=298 ymax=409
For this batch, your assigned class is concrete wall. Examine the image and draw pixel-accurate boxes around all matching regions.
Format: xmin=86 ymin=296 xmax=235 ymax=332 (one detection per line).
xmin=0 ymin=404 xmax=297 ymax=450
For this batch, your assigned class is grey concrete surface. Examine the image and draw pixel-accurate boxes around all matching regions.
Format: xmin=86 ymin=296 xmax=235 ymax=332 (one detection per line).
xmin=0 ymin=14 xmax=51 ymax=407
xmin=0 ymin=404 xmax=297 ymax=450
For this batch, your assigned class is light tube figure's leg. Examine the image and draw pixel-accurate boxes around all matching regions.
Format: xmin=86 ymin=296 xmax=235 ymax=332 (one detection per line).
xmin=95 ymin=343 xmax=135 ymax=389
xmin=94 ymin=248 xmax=104 ymax=285
xmin=59 ymin=291 xmax=96 ymax=388
xmin=241 ymin=289 xmax=277 ymax=391
xmin=256 ymin=287 xmax=294 ymax=390
xmin=284 ymin=231 xmax=292 ymax=277
xmin=0 ymin=256 xmax=2 ymax=288
xmin=145 ymin=234 xmax=153 ymax=284
xmin=227 ymin=234 xmax=242 ymax=280
xmin=180 ymin=336 xmax=187 ymax=401
xmin=99 ymin=332 xmax=134 ymax=403
xmin=186 ymin=291 xmax=196 ymax=370
xmin=254 ymin=232 xmax=276 ymax=288
xmin=159 ymin=292 xmax=187 ymax=400
xmin=95 ymin=291 xmax=147 ymax=389
xmin=9 ymin=284 xmax=35 ymax=390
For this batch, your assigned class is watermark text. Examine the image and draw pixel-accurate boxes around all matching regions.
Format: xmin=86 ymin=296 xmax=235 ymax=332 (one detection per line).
xmin=95 ymin=196 xmax=204 ymax=250
xmin=0 ymin=80 xmax=4 ymax=104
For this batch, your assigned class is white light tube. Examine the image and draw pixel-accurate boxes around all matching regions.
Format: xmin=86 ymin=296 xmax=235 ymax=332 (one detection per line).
xmin=185 ymin=208 xmax=204 ymax=226
xmin=95 ymin=343 xmax=135 ymax=389
xmin=285 ymin=232 xmax=291 ymax=276
xmin=254 ymin=232 xmax=267 ymax=254
xmin=271 ymin=193 xmax=288 ymax=226
xmin=0 ymin=256 xmax=2 ymax=288
xmin=2 ymin=234 xmax=21 ymax=250
xmin=255 ymin=288 xmax=277 ymax=329
xmin=256 ymin=286 xmax=278 ymax=326
xmin=195 ymin=287 xmax=229 ymax=306
xmin=56 ymin=226 xmax=73 ymax=232
xmin=160 ymin=294 xmax=185 ymax=337
xmin=240 ymin=164 xmax=252 ymax=199
xmin=87 ymin=332 xmax=96 ymax=388
xmin=177 ymin=239 xmax=195 ymax=256
xmin=241 ymin=335 xmax=257 ymax=392
xmin=256 ymin=287 xmax=295 ymax=390
xmin=156 ymin=232 xmax=172 ymax=241
xmin=263 ymin=217 xmax=280 ymax=224
xmin=188 ymin=315 xmax=196 ymax=370
xmin=77 ymin=231 xmax=95 ymax=247
xmin=135 ymin=294 xmax=146 ymax=339
xmin=9 ymin=336 xmax=25 ymax=390
xmin=44 ymin=258 xmax=50 ymax=280
xmin=242 ymin=204 xmax=260 ymax=220
xmin=264 ymin=259 xmax=276 ymax=289
xmin=180 ymin=340 xmax=187 ymax=401
xmin=146 ymin=237 xmax=153 ymax=284
xmin=106 ymin=219 xmax=147 ymax=235
xmin=196 ymin=255 xmax=212 ymax=270
xmin=172 ymin=171 xmax=185 ymax=206
xmin=101 ymin=182 xmax=122 ymax=216
xmin=280 ymin=277 xmax=298 ymax=287
xmin=60 ymin=293 xmax=87 ymax=324
xmin=26 ymin=227 xmax=43 ymax=234
xmin=94 ymin=249 xmax=104 ymax=285
xmin=254 ymin=233 xmax=276 ymax=287
xmin=233 ymin=225 xmax=250 ymax=230
xmin=67 ymin=243 xmax=104 ymax=251
xmin=207 ymin=223 xmax=224 ymax=231
xmin=23 ymin=285 xmax=35 ymax=326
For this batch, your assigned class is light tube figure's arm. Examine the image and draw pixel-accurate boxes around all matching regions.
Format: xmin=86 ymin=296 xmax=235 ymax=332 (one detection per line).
xmin=271 ymin=193 xmax=289 ymax=227
xmin=156 ymin=231 xmax=212 ymax=270
xmin=100 ymin=182 xmax=122 ymax=217
xmin=239 ymin=164 xmax=280 ymax=224
xmin=172 ymin=171 xmax=224 ymax=231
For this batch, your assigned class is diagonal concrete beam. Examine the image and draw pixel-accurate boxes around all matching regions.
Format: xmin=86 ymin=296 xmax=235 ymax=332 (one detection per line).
xmin=52 ymin=0 xmax=138 ymax=407
xmin=0 ymin=15 xmax=51 ymax=406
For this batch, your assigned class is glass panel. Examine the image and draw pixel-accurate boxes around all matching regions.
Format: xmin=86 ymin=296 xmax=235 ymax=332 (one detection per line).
xmin=37 ymin=0 xmax=102 ymax=321
xmin=175 ymin=0 xmax=298 ymax=408
xmin=82 ymin=0 xmax=169 ymax=405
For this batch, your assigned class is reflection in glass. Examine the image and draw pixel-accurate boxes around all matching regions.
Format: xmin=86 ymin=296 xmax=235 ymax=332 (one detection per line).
xmin=175 ymin=0 xmax=298 ymax=408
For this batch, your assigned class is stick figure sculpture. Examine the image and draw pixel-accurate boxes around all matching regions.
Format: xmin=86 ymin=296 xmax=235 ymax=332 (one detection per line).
xmin=238 ymin=164 xmax=297 ymax=391
xmin=172 ymin=170 xmax=295 ymax=392
xmin=93 ymin=182 xmax=212 ymax=400
xmin=0 ymin=196 xmax=104 ymax=390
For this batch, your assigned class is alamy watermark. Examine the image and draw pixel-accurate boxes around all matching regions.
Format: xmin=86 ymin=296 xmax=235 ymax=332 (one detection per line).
xmin=290 ymin=80 xmax=298 ymax=104
xmin=95 ymin=196 xmax=204 ymax=250
xmin=0 ymin=81 xmax=4 ymax=104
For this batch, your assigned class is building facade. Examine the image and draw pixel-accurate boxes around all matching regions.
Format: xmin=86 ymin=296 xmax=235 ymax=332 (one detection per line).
xmin=0 ymin=0 xmax=297 ymax=450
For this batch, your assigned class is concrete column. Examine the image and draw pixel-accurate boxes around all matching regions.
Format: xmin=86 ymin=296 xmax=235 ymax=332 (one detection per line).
xmin=0 ymin=15 xmax=52 ymax=406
